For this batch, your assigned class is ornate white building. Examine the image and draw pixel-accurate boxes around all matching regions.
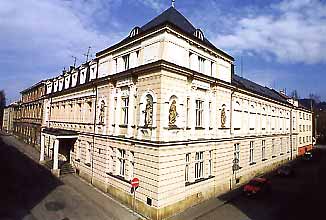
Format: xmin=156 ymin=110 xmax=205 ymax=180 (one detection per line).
xmin=38 ymin=7 xmax=312 ymax=220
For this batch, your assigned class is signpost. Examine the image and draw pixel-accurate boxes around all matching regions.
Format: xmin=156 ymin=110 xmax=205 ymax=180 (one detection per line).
xmin=131 ymin=178 xmax=139 ymax=214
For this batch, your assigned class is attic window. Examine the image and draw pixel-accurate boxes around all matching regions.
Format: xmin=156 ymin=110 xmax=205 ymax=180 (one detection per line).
xmin=129 ymin=27 xmax=140 ymax=38
xmin=194 ymin=29 xmax=204 ymax=41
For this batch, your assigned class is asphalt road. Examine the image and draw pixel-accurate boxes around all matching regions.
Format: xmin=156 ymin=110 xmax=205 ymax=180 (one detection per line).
xmin=0 ymin=134 xmax=140 ymax=220
xmin=193 ymin=149 xmax=326 ymax=220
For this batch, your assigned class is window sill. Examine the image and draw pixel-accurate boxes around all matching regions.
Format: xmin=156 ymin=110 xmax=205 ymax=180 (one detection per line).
xmin=166 ymin=126 xmax=182 ymax=130
xmin=249 ymin=162 xmax=256 ymax=166
xmin=138 ymin=125 xmax=157 ymax=129
xmin=119 ymin=125 xmax=128 ymax=128
xmin=209 ymin=127 xmax=213 ymax=130
xmin=85 ymin=163 xmax=91 ymax=167
xmin=75 ymin=159 xmax=80 ymax=162
xmin=249 ymin=128 xmax=254 ymax=130
xmin=185 ymin=176 xmax=214 ymax=186
xmin=272 ymin=155 xmax=277 ymax=158
xmin=218 ymin=127 xmax=229 ymax=130
xmin=262 ymin=159 xmax=268 ymax=161
xmin=234 ymin=128 xmax=240 ymax=130
xmin=107 ymin=173 xmax=130 ymax=184
xmin=195 ymin=127 xmax=205 ymax=130
xmin=186 ymin=127 xmax=191 ymax=130
xmin=280 ymin=153 xmax=284 ymax=156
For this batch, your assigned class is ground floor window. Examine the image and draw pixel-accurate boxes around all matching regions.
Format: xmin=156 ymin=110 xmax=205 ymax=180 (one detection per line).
xmin=185 ymin=153 xmax=190 ymax=182
xmin=195 ymin=152 xmax=204 ymax=179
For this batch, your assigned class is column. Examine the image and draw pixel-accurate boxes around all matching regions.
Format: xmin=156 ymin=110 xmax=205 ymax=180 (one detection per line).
xmin=40 ymin=134 xmax=45 ymax=162
xmin=53 ymin=139 xmax=59 ymax=170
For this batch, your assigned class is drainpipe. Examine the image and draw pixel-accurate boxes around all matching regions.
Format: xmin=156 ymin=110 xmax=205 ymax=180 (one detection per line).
xmin=91 ymin=61 xmax=99 ymax=185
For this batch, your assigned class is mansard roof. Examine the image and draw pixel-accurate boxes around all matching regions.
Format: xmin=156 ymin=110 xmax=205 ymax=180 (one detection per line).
xmin=97 ymin=7 xmax=234 ymax=61
xmin=232 ymin=74 xmax=288 ymax=104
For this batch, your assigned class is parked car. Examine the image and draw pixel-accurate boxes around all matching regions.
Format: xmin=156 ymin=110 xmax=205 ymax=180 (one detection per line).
xmin=302 ymin=152 xmax=313 ymax=161
xmin=243 ymin=177 xmax=271 ymax=197
xmin=277 ymin=165 xmax=294 ymax=177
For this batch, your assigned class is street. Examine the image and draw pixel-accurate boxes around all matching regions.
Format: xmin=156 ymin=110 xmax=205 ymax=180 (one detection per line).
xmin=0 ymin=133 xmax=140 ymax=220
xmin=171 ymin=147 xmax=326 ymax=220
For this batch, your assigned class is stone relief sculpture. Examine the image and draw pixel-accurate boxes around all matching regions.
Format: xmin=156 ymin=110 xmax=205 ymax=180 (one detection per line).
xmin=144 ymin=98 xmax=153 ymax=126
xmin=99 ymin=101 xmax=105 ymax=124
xmin=221 ymin=106 xmax=226 ymax=128
xmin=169 ymin=100 xmax=177 ymax=127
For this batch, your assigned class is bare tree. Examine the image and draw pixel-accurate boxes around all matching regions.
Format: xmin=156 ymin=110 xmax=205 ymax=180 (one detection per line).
xmin=0 ymin=90 xmax=6 ymax=129
xmin=309 ymin=93 xmax=321 ymax=104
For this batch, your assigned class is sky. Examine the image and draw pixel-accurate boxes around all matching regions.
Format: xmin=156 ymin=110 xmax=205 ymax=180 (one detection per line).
xmin=1 ymin=0 xmax=326 ymax=104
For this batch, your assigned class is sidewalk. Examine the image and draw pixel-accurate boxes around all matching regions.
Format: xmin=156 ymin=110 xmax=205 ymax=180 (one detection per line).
xmin=168 ymin=188 xmax=241 ymax=220
xmin=0 ymin=132 xmax=143 ymax=220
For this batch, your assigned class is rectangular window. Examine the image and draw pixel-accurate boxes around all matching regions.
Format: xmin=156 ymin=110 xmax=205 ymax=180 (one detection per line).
xmin=121 ymin=97 xmax=129 ymax=125
xmin=249 ymin=141 xmax=254 ymax=164
xmin=280 ymin=138 xmax=283 ymax=154
xmin=185 ymin=153 xmax=190 ymax=182
xmin=262 ymin=140 xmax=266 ymax=160
xmin=198 ymin=57 xmax=205 ymax=73
xmin=118 ymin=149 xmax=126 ymax=176
xmin=195 ymin=100 xmax=204 ymax=127
xmin=299 ymin=125 xmax=302 ymax=132
xmin=195 ymin=152 xmax=204 ymax=179
xmin=303 ymin=137 xmax=305 ymax=143
xmin=272 ymin=139 xmax=275 ymax=156
xmin=123 ymin=54 xmax=130 ymax=70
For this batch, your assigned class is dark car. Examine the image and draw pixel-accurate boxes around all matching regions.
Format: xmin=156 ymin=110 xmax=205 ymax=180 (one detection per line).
xmin=243 ymin=177 xmax=271 ymax=197
xmin=277 ymin=165 xmax=294 ymax=177
xmin=302 ymin=152 xmax=313 ymax=161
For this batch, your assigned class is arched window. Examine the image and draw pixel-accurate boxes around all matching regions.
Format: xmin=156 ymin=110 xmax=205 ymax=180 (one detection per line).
xmin=262 ymin=107 xmax=266 ymax=130
xmin=249 ymin=104 xmax=255 ymax=130
xmin=233 ymin=101 xmax=241 ymax=129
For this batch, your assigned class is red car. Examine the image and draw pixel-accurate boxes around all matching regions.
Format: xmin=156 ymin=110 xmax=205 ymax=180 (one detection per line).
xmin=243 ymin=177 xmax=271 ymax=196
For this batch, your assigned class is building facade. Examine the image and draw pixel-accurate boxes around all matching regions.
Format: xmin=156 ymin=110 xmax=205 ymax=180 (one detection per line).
xmin=12 ymin=7 xmax=312 ymax=220
xmin=2 ymin=102 xmax=18 ymax=134
xmin=13 ymin=81 xmax=46 ymax=149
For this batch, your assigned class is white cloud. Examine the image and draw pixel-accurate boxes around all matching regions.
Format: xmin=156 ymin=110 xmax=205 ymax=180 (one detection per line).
xmin=136 ymin=0 xmax=166 ymax=12
xmin=0 ymin=0 xmax=123 ymax=101
xmin=213 ymin=0 xmax=326 ymax=64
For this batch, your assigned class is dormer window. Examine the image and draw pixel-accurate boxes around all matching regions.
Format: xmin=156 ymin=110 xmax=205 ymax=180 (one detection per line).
xmin=129 ymin=27 xmax=140 ymax=38
xmin=194 ymin=29 xmax=204 ymax=41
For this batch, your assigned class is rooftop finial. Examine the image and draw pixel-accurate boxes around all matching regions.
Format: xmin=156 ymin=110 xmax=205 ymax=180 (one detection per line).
xmin=172 ymin=0 xmax=175 ymax=8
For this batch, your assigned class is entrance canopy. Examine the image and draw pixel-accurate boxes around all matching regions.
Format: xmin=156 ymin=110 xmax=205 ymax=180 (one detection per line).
xmin=42 ymin=128 xmax=79 ymax=139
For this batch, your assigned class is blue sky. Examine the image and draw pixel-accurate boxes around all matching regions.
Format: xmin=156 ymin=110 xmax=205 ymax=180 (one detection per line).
xmin=1 ymin=0 xmax=326 ymax=104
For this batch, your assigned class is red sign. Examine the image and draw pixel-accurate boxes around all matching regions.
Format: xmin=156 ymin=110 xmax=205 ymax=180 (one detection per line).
xmin=131 ymin=177 xmax=139 ymax=188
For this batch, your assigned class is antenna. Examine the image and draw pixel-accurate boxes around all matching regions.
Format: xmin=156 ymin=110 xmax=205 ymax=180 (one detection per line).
xmin=172 ymin=0 xmax=175 ymax=8
xmin=83 ymin=46 xmax=92 ymax=63
xmin=71 ymin=56 xmax=77 ymax=68
xmin=240 ymin=56 xmax=243 ymax=77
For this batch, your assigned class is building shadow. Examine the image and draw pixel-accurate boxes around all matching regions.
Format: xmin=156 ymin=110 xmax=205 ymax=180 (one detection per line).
xmin=216 ymin=149 xmax=326 ymax=220
xmin=0 ymin=138 xmax=63 ymax=220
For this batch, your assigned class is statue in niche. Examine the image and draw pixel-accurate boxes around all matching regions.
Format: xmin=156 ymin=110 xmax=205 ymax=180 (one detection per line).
xmin=144 ymin=98 xmax=153 ymax=127
xmin=221 ymin=107 xmax=226 ymax=128
xmin=99 ymin=101 xmax=105 ymax=124
xmin=169 ymin=100 xmax=177 ymax=127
